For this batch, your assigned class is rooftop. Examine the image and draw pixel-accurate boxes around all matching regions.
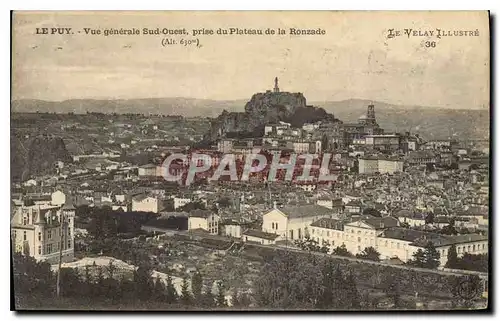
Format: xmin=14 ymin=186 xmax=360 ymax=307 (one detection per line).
xmin=242 ymin=229 xmax=280 ymax=240
xmin=278 ymin=204 xmax=335 ymax=219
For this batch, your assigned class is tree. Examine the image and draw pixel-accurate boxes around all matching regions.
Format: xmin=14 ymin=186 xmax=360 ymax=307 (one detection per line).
xmin=180 ymin=276 xmax=192 ymax=305
xmin=231 ymin=289 xmax=241 ymax=307
xmin=191 ymin=271 xmax=203 ymax=303
xmin=105 ymin=260 xmax=116 ymax=279
xmin=332 ymin=244 xmax=352 ymax=257
xmin=153 ymin=276 xmax=166 ymax=301
xmin=425 ymin=212 xmax=435 ymax=225
xmin=165 ymin=275 xmax=178 ymax=304
xmin=356 ymin=247 xmax=381 ymax=262
xmin=382 ymin=275 xmax=402 ymax=308
xmin=317 ymin=259 xmax=336 ymax=309
xmin=134 ymin=263 xmax=153 ymax=300
xmin=423 ymin=242 xmax=441 ymax=269
xmin=407 ymin=249 xmax=426 ymax=268
xmin=215 ymin=280 xmax=227 ymax=307
xmin=445 ymin=244 xmax=459 ymax=269
xmin=343 ymin=271 xmax=361 ymax=309
xmin=201 ymin=283 xmax=215 ymax=307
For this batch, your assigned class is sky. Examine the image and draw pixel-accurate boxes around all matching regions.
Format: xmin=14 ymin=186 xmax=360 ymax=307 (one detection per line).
xmin=12 ymin=11 xmax=490 ymax=109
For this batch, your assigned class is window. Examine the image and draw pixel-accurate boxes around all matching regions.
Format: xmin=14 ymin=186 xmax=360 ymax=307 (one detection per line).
xmin=272 ymin=222 xmax=275 ymax=229
xmin=38 ymin=245 xmax=42 ymax=255
xmin=48 ymin=230 xmax=52 ymax=239
xmin=358 ymin=237 xmax=361 ymax=242
xmin=276 ymin=223 xmax=278 ymax=230
xmin=38 ymin=232 xmax=42 ymax=241
xmin=312 ymin=229 xmax=315 ymax=235
xmin=327 ymin=231 xmax=330 ymax=237
xmin=13 ymin=230 xmax=16 ymax=240
xmin=23 ymin=231 xmax=27 ymax=241
xmin=482 ymin=244 xmax=485 ymax=250
xmin=23 ymin=216 xmax=28 ymax=225
xmin=68 ymin=240 xmax=71 ymax=249
xmin=472 ymin=245 xmax=476 ymax=251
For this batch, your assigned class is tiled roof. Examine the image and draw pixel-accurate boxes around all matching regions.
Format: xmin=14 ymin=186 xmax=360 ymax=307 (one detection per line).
xmin=278 ymin=204 xmax=335 ymax=219
xmin=243 ymin=229 xmax=280 ymax=240
xmin=189 ymin=209 xmax=214 ymax=218
xmin=310 ymin=218 xmax=344 ymax=231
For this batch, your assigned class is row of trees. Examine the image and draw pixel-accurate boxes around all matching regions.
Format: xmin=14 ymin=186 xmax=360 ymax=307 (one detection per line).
xmin=13 ymin=252 xmax=242 ymax=309
xmin=252 ymin=251 xmax=362 ymax=309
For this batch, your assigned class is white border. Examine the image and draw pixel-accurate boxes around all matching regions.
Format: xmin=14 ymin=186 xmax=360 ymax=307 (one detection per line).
xmin=2 ymin=1 xmax=498 ymax=320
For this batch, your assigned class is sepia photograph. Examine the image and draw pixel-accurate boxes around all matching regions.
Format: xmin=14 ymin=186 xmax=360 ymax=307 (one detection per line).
xmin=10 ymin=10 xmax=490 ymax=311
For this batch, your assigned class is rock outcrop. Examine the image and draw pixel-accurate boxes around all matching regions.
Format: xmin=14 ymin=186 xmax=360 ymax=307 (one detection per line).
xmin=11 ymin=134 xmax=72 ymax=181
xmin=206 ymin=91 xmax=336 ymax=140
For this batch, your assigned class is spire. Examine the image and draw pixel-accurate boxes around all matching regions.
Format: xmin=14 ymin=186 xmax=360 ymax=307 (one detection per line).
xmin=273 ymin=77 xmax=280 ymax=93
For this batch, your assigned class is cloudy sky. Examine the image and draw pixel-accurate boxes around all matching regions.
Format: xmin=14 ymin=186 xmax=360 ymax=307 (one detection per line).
xmin=12 ymin=11 xmax=489 ymax=109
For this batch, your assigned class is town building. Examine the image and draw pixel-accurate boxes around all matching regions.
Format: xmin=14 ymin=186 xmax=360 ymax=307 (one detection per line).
xmin=261 ymin=204 xmax=335 ymax=241
xmin=11 ymin=203 xmax=75 ymax=264
xmin=131 ymin=195 xmax=161 ymax=213
xmin=187 ymin=209 xmax=220 ymax=235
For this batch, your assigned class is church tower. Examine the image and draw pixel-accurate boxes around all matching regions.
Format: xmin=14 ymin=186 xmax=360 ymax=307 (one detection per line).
xmin=273 ymin=77 xmax=280 ymax=93
xmin=366 ymin=104 xmax=376 ymax=125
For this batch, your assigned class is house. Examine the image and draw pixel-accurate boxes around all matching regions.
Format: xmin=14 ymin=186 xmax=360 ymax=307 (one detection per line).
xmin=174 ymin=197 xmax=192 ymax=210
xmin=394 ymin=209 xmax=427 ymax=227
xmin=345 ymin=200 xmax=363 ymax=214
xmin=310 ymin=218 xmax=345 ymax=249
xmin=242 ymin=229 xmax=280 ymax=245
xmin=187 ymin=209 xmax=220 ymax=235
xmin=262 ymin=204 xmax=335 ymax=241
xmin=221 ymin=219 xmax=250 ymax=239
xmin=11 ymin=202 xmax=75 ymax=264
xmin=138 ymin=163 xmax=159 ymax=177
xmin=316 ymin=198 xmax=344 ymax=214
xmin=131 ymin=195 xmax=160 ymax=213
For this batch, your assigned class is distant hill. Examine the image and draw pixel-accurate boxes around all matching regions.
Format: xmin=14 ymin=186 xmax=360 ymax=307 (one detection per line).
xmin=11 ymin=98 xmax=244 ymax=118
xmin=12 ymin=98 xmax=489 ymax=140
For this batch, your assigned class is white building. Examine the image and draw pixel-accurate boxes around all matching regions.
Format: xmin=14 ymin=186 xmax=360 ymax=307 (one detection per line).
xmin=309 ymin=217 xmax=488 ymax=267
xmin=187 ymin=210 xmax=220 ymax=235
xmin=174 ymin=197 xmax=192 ymax=210
xmin=242 ymin=229 xmax=280 ymax=245
xmin=359 ymin=157 xmax=404 ymax=174
xmin=11 ymin=203 xmax=76 ymax=264
xmin=131 ymin=195 xmax=161 ymax=213
xmin=262 ymin=204 xmax=335 ymax=241
xmin=51 ymin=190 xmax=66 ymax=206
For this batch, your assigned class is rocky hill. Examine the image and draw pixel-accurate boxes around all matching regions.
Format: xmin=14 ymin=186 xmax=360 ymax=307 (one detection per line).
xmin=206 ymin=91 xmax=336 ymax=140
xmin=11 ymin=134 xmax=72 ymax=181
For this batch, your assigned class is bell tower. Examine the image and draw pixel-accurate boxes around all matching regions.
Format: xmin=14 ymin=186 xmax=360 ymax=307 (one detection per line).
xmin=366 ymin=104 xmax=376 ymax=125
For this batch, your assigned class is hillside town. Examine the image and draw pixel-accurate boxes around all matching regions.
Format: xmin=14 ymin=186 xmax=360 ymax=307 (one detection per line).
xmin=11 ymin=79 xmax=490 ymax=311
